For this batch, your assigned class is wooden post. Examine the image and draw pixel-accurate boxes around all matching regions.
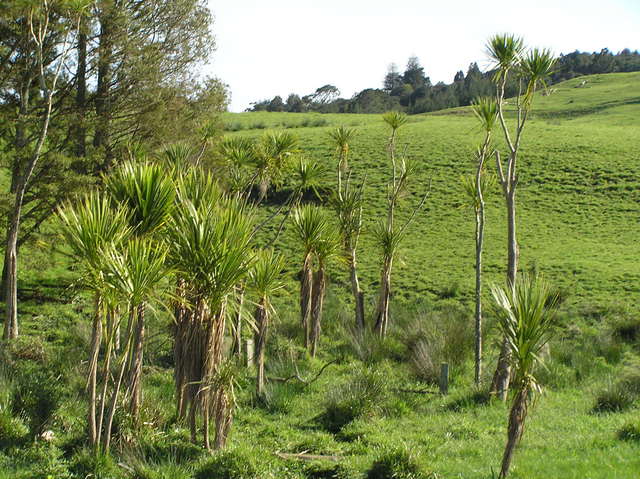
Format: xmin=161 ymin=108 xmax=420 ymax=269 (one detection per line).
xmin=439 ymin=362 xmax=449 ymax=395
xmin=244 ymin=338 xmax=254 ymax=368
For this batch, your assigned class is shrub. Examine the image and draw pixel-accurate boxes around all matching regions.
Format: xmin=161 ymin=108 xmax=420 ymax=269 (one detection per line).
xmin=346 ymin=325 xmax=403 ymax=364
xmin=437 ymin=281 xmax=461 ymax=300
xmin=11 ymin=443 xmax=71 ymax=479
xmin=258 ymin=382 xmax=301 ymax=415
xmin=367 ymin=447 xmax=428 ymax=479
xmin=11 ymin=364 xmax=65 ymax=434
xmin=319 ymin=366 xmax=386 ymax=433
xmin=618 ymin=421 xmax=640 ymax=441
xmin=195 ymin=448 xmax=265 ymax=479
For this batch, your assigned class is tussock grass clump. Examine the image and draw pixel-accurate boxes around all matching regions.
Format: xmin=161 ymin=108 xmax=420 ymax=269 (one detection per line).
xmin=593 ymin=357 xmax=640 ymax=413
xmin=593 ymin=382 xmax=635 ymax=413
xmin=69 ymin=448 xmax=120 ymax=479
xmin=367 ymin=447 xmax=431 ymax=479
xmin=195 ymin=448 xmax=268 ymax=479
xmin=618 ymin=421 xmax=640 ymax=441
xmin=445 ymin=389 xmax=492 ymax=412
xmin=401 ymin=305 xmax=473 ymax=384
xmin=319 ymin=366 xmax=386 ymax=433
xmin=304 ymin=461 xmax=357 ymax=479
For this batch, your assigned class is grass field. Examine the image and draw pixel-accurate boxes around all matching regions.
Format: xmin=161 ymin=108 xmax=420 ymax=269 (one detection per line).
xmin=2 ymin=72 xmax=640 ymax=478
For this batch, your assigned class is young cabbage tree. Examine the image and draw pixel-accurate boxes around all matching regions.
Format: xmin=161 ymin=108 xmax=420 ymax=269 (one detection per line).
xmin=99 ymin=237 xmax=169 ymax=452
xmin=491 ymin=274 xmax=559 ymax=478
xmin=249 ymin=249 xmax=285 ymax=395
xmin=105 ymin=160 xmax=175 ymax=421
xmin=167 ymin=195 xmax=254 ymax=450
xmin=374 ymin=112 xmax=426 ymax=336
xmin=254 ymin=131 xmax=298 ymax=203
xmin=329 ymin=125 xmax=357 ymax=194
xmin=329 ymin=126 xmax=366 ymax=330
xmin=461 ymin=97 xmax=498 ymax=386
xmin=56 ymin=192 xmax=131 ymax=449
xmin=487 ymin=34 xmax=556 ymax=399
xmin=291 ymin=205 xmax=331 ymax=349
xmin=309 ymin=233 xmax=341 ymax=358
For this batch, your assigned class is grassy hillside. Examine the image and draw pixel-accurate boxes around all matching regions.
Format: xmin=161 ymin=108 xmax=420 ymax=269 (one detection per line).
xmin=226 ymin=71 xmax=640 ymax=309
xmin=2 ymin=72 xmax=640 ymax=479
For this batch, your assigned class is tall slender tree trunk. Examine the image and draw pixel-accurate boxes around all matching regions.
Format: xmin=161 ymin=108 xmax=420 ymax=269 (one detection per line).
xmin=349 ymin=248 xmax=365 ymax=331
xmin=474 ymin=205 xmax=484 ymax=387
xmin=75 ymin=27 xmax=87 ymax=158
xmin=231 ymin=285 xmax=244 ymax=358
xmin=173 ymin=280 xmax=187 ymax=419
xmin=254 ymin=300 xmax=268 ymax=396
xmin=128 ymin=303 xmax=145 ymax=421
xmin=492 ymin=189 xmax=517 ymax=399
xmin=3 ymin=82 xmax=55 ymax=340
xmin=499 ymin=387 xmax=529 ymax=478
xmin=88 ymin=296 xmax=103 ymax=446
xmin=300 ymin=254 xmax=313 ymax=349
xmin=201 ymin=303 xmax=227 ymax=450
xmin=310 ymin=268 xmax=326 ymax=358
xmin=374 ymin=258 xmax=392 ymax=337
xmin=94 ymin=6 xmax=113 ymax=169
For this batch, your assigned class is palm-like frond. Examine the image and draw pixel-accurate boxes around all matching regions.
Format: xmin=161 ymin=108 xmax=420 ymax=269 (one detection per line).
xmin=254 ymin=131 xmax=299 ymax=197
xmin=57 ymin=192 xmax=131 ymax=267
xmin=371 ymin=220 xmax=406 ymax=261
xmin=382 ymin=111 xmax=408 ymax=131
xmin=460 ymin=170 xmax=496 ymax=210
xmin=486 ymin=34 xmax=525 ymax=82
xmin=167 ymin=197 xmax=255 ymax=308
xmin=102 ymin=237 xmax=169 ymax=309
xmin=249 ymin=249 xmax=286 ymax=299
xmin=491 ymin=273 xmax=559 ymax=391
xmin=105 ymin=161 xmax=175 ymax=236
xmin=333 ymin=179 xmax=365 ymax=242
xmin=219 ymin=136 xmax=257 ymax=167
xmin=520 ymin=48 xmax=556 ymax=106
xmin=472 ymin=97 xmax=498 ymax=133
xmin=292 ymin=157 xmax=325 ymax=198
xmin=160 ymin=142 xmax=194 ymax=167
xmin=329 ymin=126 xmax=357 ymax=170
xmin=291 ymin=204 xmax=332 ymax=255
xmin=174 ymin=169 xmax=222 ymax=211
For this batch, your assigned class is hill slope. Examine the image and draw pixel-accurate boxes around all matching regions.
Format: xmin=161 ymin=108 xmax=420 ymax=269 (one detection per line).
xmin=226 ymin=72 xmax=640 ymax=309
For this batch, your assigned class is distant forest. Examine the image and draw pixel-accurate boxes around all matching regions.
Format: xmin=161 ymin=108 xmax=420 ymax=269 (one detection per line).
xmin=249 ymin=48 xmax=640 ymax=114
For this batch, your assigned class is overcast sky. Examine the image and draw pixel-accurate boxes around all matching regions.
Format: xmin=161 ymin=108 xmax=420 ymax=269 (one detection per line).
xmin=206 ymin=0 xmax=640 ymax=112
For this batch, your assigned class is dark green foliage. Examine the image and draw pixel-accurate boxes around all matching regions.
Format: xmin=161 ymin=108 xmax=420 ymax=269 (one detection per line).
xmin=446 ymin=389 xmax=492 ymax=412
xmin=593 ymin=383 xmax=635 ymax=413
xmin=367 ymin=447 xmax=429 ymax=479
xmin=618 ymin=421 xmax=640 ymax=441
xmin=2 ymin=443 xmax=71 ymax=479
xmin=10 ymin=363 xmax=66 ymax=435
xmin=304 ymin=462 xmax=358 ymax=479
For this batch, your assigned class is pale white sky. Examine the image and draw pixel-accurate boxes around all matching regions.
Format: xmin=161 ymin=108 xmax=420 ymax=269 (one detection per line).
xmin=206 ymin=0 xmax=640 ymax=112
